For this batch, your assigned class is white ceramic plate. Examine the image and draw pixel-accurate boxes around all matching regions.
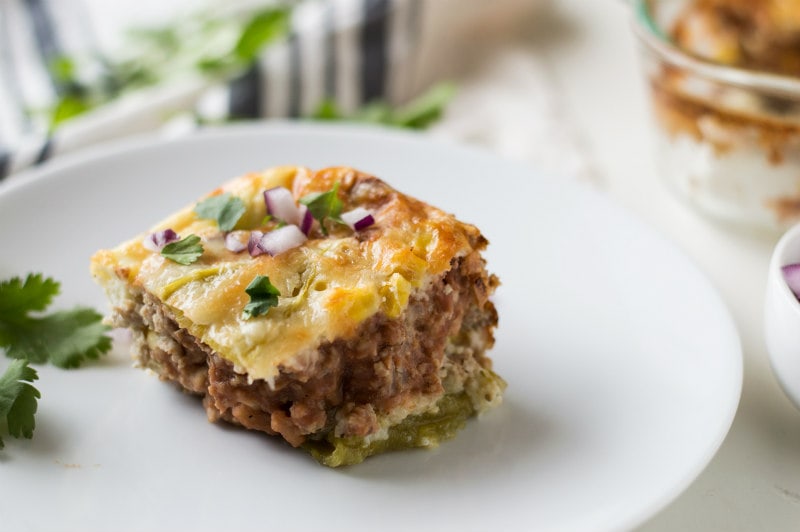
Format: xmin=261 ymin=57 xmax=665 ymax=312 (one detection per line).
xmin=0 ymin=124 xmax=741 ymax=532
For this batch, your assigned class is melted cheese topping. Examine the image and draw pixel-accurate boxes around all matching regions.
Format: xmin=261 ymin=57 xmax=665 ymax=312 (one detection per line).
xmin=91 ymin=166 xmax=486 ymax=382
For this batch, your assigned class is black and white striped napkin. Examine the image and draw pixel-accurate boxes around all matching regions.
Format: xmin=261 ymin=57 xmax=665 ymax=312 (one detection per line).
xmin=0 ymin=0 xmax=545 ymax=181
xmin=0 ymin=0 xmax=427 ymax=180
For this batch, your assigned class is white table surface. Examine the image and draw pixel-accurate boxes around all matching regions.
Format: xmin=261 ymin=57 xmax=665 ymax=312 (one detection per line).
xmin=527 ymin=1 xmax=800 ymax=530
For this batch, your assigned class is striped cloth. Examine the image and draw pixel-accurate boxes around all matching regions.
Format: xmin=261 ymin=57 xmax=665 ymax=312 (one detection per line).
xmin=0 ymin=0 xmax=539 ymax=181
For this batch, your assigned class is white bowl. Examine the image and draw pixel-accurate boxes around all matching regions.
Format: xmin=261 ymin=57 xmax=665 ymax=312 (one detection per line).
xmin=765 ymin=223 xmax=800 ymax=408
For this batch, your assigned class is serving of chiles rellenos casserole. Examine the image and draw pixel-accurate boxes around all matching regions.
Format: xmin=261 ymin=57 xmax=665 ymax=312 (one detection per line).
xmin=90 ymin=166 xmax=504 ymax=466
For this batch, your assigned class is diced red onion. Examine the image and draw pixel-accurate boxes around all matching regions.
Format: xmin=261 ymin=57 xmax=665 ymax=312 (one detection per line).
xmin=298 ymin=203 xmax=314 ymax=235
xmin=225 ymin=231 xmax=249 ymax=253
xmin=248 ymin=230 xmax=265 ymax=257
xmin=264 ymin=187 xmax=300 ymax=226
xmin=340 ymin=207 xmax=375 ymax=231
xmin=257 ymin=225 xmax=307 ymax=256
xmin=783 ymin=263 xmax=800 ymax=300
xmin=143 ymin=229 xmax=179 ymax=251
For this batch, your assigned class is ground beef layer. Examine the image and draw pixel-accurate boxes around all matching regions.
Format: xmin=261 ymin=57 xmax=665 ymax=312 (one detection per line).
xmin=111 ymin=251 xmax=502 ymax=465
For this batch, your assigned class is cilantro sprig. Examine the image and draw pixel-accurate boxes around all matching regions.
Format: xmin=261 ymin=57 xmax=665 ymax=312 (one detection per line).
xmin=299 ymin=182 xmax=343 ymax=235
xmin=0 ymin=274 xmax=112 ymax=369
xmin=194 ymin=193 xmax=246 ymax=231
xmin=242 ymin=275 xmax=281 ymax=319
xmin=47 ymin=6 xmax=292 ymax=129
xmin=0 ymin=360 xmax=40 ymax=449
xmin=312 ymin=82 xmax=456 ymax=130
xmin=161 ymin=235 xmax=204 ymax=265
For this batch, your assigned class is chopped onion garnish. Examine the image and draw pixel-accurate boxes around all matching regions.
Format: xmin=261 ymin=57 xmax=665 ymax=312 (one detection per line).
xmin=257 ymin=225 xmax=307 ymax=256
xmin=298 ymin=203 xmax=314 ymax=235
xmin=248 ymin=230 xmax=265 ymax=257
xmin=143 ymin=229 xmax=179 ymax=251
xmin=225 ymin=231 xmax=249 ymax=253
xmin=341 ymin=207 xmax=375 ymax=231
xmin=264 ymin=187 xmax=301 ymax=226
xmin=783 ymin=264 xmax=800 ymax=300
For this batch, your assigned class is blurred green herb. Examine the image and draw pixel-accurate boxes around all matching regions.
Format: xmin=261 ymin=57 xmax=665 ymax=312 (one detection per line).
xmin=45 ymin=5 xmax=292 ymax=130
xmin=311 ymin=83 xmax=456 ymax=130
xmin=234 ymin=10 xmax=291 ymax=63
xmin=43 ymin=3 xmax=454 ymax=134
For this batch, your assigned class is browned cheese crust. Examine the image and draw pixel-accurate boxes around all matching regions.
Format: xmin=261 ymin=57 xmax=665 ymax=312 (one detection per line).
xmin=120 ymin=253 xmax=497 ymax=447
xmin=97 ymin=168 xmax=502 ymax=454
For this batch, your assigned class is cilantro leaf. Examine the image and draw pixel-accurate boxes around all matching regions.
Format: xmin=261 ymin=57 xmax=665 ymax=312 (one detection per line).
xmin=391 ymin=82 xmax=456 ymax=129
xmin=161 ymin=235 xmax=204 ymax=265
xmin=0 ymin=274 xmax=113 ymax=368
xmin=194 ymin=193 xmax=246 ymax=231
xmin=242 ymin=275 xmax=281 ymax=319
xmin=50 ymin=94 xmax=91 ymax=129
xmin=234 ymin=8 xmax=291 ymax=62
xmin=299 ymin=182 xmax=343 ymax=235
xmin=0 ymin=274 xmax=60 ymax=318
xmin=3 ymin=309 xmax=112 ymax=368
xmin=0 ymin=360 xmax=41 ymax=449
xmin=310 ymin=82 xmax=456 ymax=131
xmin=311 ymin=98 xmax=343 ymax=120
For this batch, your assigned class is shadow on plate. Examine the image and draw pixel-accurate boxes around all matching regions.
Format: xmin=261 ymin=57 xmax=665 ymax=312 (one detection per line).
xmin=340 ymin=397 xmax=558 ymax=482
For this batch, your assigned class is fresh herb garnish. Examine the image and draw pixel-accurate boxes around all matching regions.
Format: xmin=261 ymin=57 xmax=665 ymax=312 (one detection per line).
xmin=299 ymin=182 xmax=343 ymax=235
xmin=161 ymin=235 xmax=204 ymax=265
xmin=194 ymin=193 xmax=246 ymax=231
xmin=312 ymin=82 xmax=456 ymax=130
xmin=242 ymin=275 xmax=281 ymax=319
xmin=46 ymin=5 xmax=292 ymax=128
xmin=0 ymin=274 xmax=112 ymax=368
xmin=234 ymin=9 xmax=291 ymax=63
xmin=0 ymin=360 xmax=40 ymax=449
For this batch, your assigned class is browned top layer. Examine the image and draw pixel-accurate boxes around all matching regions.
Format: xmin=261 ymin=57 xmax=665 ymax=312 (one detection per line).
xmin=91 ymin=166 xmax=489 ymax=382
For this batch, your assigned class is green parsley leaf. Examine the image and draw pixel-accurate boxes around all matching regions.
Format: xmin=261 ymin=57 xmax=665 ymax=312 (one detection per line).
xmin=3 ymin=309 xmax=112 ymax=368
xmin=391 ymin=82 xmax=456 ymax=129
xmin=50 ymin=56 xmax=77 ymax=84
xmin=161 ymin=235 xmax=204 ymax=265
xmin=311 ymin=98 xmax=343 ymax=121
xmin=351 ymin=101 xmax=394 ymax=124
xmin=50 ymin=94 xmax=91 ymax=129
xmin=0 ymin=274 xmax=60 ymax=318
xmin=194 ymin=193 xmax=246 ymax=231
xmin=0 ymin=360 xmax=40 ymax=449
xmin=234 ymin=8 xmax=291 ymax=62
xmin=310 ymin=82 xmax=456 ymax=131
xmin=299 ymin=182 xmax=343 ymax=235
xmin=242 ymin=275 xmax=281 ymax=319
xmin=0 ymin=274 xmax=113 ymax=368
